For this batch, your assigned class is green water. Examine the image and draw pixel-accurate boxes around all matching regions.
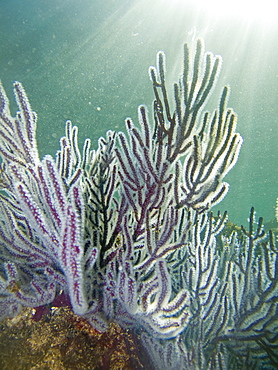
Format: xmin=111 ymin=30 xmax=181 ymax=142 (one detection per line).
xmin=1 ymin=0 xmax=277 ymax=226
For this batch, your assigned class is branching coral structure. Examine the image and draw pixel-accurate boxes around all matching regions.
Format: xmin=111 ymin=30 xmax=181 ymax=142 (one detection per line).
xmin=0 ymin=39 xmax=277 ymax=369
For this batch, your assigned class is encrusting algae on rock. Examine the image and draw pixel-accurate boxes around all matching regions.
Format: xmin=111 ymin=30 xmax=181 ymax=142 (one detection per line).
xmin=0 ymin=307 xmax=149 ymax=369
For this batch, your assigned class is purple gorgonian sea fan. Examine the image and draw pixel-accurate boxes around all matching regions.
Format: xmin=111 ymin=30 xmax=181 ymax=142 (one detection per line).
xmin=2 ymin=39 xmax=276 ymax=369
xmin=0 ymin=81 xmax=94 ymax=317
xmin=0 ymin=37 xmax=239 ymax=326
xmin=81 ymin=39 xmax=242 ymax=339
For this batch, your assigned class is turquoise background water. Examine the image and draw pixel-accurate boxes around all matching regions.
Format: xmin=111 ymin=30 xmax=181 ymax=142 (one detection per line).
xmin=1 ymin=0 xmax=277 ymax=227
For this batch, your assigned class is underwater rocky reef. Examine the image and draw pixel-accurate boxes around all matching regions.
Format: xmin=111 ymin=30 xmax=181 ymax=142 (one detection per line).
xmin=0 ymin=39 xmax=277 ymax=369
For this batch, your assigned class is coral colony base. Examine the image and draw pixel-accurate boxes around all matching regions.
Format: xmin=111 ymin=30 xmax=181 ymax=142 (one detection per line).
xmin=0 ymin=39 xmax=277 ymax=369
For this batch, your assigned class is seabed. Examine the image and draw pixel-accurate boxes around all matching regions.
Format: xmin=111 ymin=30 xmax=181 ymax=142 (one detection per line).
xmin=0 ymin=307 xmax=146 ymax=370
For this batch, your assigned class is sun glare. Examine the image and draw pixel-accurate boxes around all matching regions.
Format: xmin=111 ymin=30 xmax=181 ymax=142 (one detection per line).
xmin=167 ymin=0 xmax=278 ymax=25
xmin=193 ymin=0 xmax=278 ymax=23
